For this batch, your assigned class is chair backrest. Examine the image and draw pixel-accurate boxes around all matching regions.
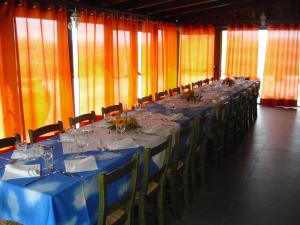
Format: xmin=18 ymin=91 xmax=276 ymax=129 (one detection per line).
xmin=192 ymin=81 xmax=202 ymax=90
xmin=139 ymin=135 xmax=172 ymax=199
xmin=69 ymin=111 xmax=96 ymax=128
xmin=0 ymin=134 xmax=21 ymax=153
xmin=193 ymin=113 xmax=211 ymax=148
xmin=138 ymin=95 xmax=153 ymax=105
xmin=102 ymin=103 xmax=123 ymax=116
xmin=181 ymin=84 xmax=191 ymax=92
xmin=169 ymin=87 xmax=180 ymax=96
xmin=28 ymin=121 xmax=64 ymax=143
xmin=98 ymin=155 xmax=139 ymax=225
xmin=155 ymin=91 xmax=167 ymax=101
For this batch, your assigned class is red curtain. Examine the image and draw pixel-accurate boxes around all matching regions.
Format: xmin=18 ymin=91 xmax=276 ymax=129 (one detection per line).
xmin=261 ymin=25 xmax=300 ymax=107
xmin=179 ymin=25 xmax=215 ymax=85
xmin=225 ymin=26 xmax=259 ymax=80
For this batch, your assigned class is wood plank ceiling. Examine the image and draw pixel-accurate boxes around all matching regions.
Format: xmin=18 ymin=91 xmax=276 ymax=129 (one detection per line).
xmin=65 ymin=0 xmax=300 ymax=25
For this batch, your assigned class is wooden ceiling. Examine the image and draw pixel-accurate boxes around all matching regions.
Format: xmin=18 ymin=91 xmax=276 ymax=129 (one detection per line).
xmin=61 ymin=0 xmax=300 ymax=25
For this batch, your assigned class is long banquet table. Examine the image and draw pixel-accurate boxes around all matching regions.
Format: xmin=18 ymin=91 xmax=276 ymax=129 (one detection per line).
xmin=0 ymin=80 xmax=257 ymax=225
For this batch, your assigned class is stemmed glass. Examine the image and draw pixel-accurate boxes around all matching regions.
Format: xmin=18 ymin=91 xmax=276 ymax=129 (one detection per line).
xmin=15 ymin=141 xmax=28 ymax=160
xmin=41 ymin=146 xmax=54 ymax=174
xmin=74 ymin=130 xmax=89 ymax=158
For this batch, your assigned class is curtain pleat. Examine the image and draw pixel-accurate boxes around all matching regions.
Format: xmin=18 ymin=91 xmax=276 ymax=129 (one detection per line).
xmin=261 ymin=25 xmax=300 ymax=107
xmin=0 ymin=0 xmax=24 ymax=137
xmin=225 ymin=26 xmax=258 ymax=80
xmin=179 ymin=25 xmax=215 ymax=85
xmin=15 ymin=3 xmax=74 ymax=133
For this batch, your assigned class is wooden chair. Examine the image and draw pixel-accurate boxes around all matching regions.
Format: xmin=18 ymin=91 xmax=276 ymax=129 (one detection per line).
xmin=98 ymin=155 xmax=139 ymax=225
xmin=181 ymin=84 xmax=191 ymax=92
xmin=190 ymin=113 xmax=211 ymax=193
xmin=102 ymin=103 xmax=123 ymax=116
xmin=155 ymin=91 xmax=167 ymax=101
xmin=191 ymin=81 xmax=201 ymax=90
xmin=0 ymin=134 xmax=21 ymax=154
xmin=138 ymin=95 xmax=153 ymax=106
xmin=135 ymin=135 xmax=172 ymax=225
xmin=28 ymin=121 xmax=64 ymax=143
xmin=207 ymin=100 xmax=230 ymax=167
xmin=166 ymin=125 xmax=194 ymax=220
xmin=169 ymin=87 xmax=180 ymax=96
xmin=69 ymin=111 xmax=96 ymax=128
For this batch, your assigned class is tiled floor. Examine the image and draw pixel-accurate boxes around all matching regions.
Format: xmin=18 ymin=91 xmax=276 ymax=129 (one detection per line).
xmin=168 ymin=106 xmax=300 ymax=225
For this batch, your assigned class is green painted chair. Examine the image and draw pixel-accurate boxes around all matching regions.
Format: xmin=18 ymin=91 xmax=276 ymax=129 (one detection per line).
xmin=98 ymin=155 xmax=139 ymax=225
xmin=166 ymin=125 xmax=194 ymax=220
xmin=135 ymin=135 xmax=172 ymax=225
xmin=190 ymin=112 xmax=211 ymax=193
xmin=28 ymin=121 xmax=64 ymax=143
xmin=69 ymin=111 xmax=96 ymax=128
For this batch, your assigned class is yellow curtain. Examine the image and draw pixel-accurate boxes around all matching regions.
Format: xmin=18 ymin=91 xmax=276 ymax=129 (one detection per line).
xmin=157 ymin=23 xmax=178 ymax=91
xmin=261 ymin=25 xmax=300 ymax=107
xmin=0 ymin=0 xmax=24 ymax=137
xmin=179 ymin=25 xmax=215 ymax=85
xmin=141 ymin=20 xmax=158 ymax=97
xmin=15 ymin=4 xmax=74 ymax=133
xmin=225 ymin=26 xmax=258 ymax=80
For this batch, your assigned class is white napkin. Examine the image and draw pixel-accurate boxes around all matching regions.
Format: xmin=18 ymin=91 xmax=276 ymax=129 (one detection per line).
xmin=96 ymin=121 xmax=112 ymax=128
xmin=2 ymin=164 xmax=40 ymax=180
xmin=167 ymin=113 xmax=184 ymax=121
xmin=105 ymin=136 xmax=139 ymax=150
xmin=11 ymin=146 xmax=44 ymax=159
xmin=142 ymin=124 xmax=162 ymax=134
xmin=64 ymin=156 xmax=98 ymax=173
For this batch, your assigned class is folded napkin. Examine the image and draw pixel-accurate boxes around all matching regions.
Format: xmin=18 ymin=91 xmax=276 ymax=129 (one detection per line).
xmin=2 ymin=164 xmax=40 ymax=180
xmin=142 ymin=124 xmax=162 ymax=134
xmin=167 ymin=113 xmax=184 ymax=121
xmin=64 ymin=156 xmax=98 ymax=173
xmin=11 ymin=146 xmax=44 ymax=159
xmin=96 ymin=121 xmax=112 ymax=129
xmin=105 ymin=136 xmax=139 ymax=150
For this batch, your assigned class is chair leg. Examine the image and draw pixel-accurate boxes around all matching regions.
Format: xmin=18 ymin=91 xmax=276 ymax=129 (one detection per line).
xmin=138 ymin=199 xmax=146 ymax=225
xmin=158 ymin=189 xmax=165 ymax=225
xmin=183 ymin=167 xmax=189 ymax=207
xmin=170 ymin=178 xmax=181 ymax=220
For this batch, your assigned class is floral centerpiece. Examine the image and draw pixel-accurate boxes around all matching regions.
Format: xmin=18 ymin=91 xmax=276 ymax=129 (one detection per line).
xmin=222 ymin=78 xmax=235 ymax=86
xmin=109 ymin=116 xmax=140 ymax=132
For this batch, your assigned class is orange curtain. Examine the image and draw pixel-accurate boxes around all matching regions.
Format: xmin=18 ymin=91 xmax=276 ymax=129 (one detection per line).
xmin=225 ymin=26 xmax=258 ymax=80
xmin=157 ymin=23 xmax=177 ymax=91
xmin=141 ymin=20 xmax=158 ymax=97
xmin=0 ymin=0 xmax=24 ymax=137
xmin=105 ymin=15 xmax=138 ymax=109
xmin=179 ymin=25 xmax=215 ymax=85
xmin=78 ymin=12 xmax=106 ymax=115
xmin=261 ymin=25 xmax=300 ymax=107
xmin=15 ymin=4 xmax=74 ymax=133
xmin=78 ymin=13 xmax=138 ymax=110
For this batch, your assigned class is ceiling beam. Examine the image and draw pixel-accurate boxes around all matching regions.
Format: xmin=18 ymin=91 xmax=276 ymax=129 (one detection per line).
xmin=147 ymin=0 xmax=219 ymax=15
xmin=163 ymin=0 xmax=254 ymax=18
xmin=99 ymin=0 xmax=128 ymax=7
xmin=127 ymin=0 xmax=177 ymax=10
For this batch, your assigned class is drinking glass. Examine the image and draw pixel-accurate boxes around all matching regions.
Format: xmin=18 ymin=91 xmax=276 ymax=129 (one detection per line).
xmin=15 ymin=141 xmax=28 ymax=160
xmin=75 ymin=130 xmax=89 ymax=158
xmin=42 ymin=146 xmax=54 ymax=174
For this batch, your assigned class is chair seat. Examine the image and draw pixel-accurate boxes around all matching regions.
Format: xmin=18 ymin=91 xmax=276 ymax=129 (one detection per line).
xmin=106 ymin=209 xmax=126 ymax=225
xmin=136 ymin=181 xmax=159 ymax=199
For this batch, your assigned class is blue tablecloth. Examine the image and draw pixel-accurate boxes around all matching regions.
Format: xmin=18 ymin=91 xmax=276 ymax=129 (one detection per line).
xmin=0 ymin=80 xmax=257 ymax=225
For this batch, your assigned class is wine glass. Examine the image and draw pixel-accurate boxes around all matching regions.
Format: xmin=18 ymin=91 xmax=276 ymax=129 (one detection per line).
xmin=75 ymin=130 xmax=88 ymax=158
xmin=15 ymin=141 xmax=28 ymax=160
xmin=41 ymin=146 xmax=54 ymax=174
